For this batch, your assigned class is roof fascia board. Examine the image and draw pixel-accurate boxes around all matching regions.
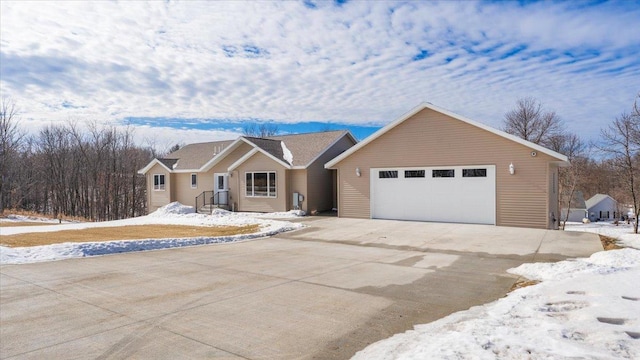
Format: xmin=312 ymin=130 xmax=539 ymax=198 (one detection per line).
xmin=241 ymin=138 xmax=294 ymax=169
xmin=325 ymin=102 xmax=569 ymax=168
xmin=199 ymin=137 xmax=247 ymax=172
xmin=587 ymin=195 xmax=615 ymax=209
xmin=138 ymin=158 xmax=173 ymax=174
xmin=227 ymin=147 xmax=293 ymax=172
xmin=303 ymin=131 xmax=357 ymax=168
xmin=227 ymin=148 xmax=259 ymax=172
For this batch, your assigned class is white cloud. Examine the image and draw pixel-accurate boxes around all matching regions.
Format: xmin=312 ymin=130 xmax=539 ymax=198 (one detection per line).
xmin=1 ymin=1 xmax=638 ymax=145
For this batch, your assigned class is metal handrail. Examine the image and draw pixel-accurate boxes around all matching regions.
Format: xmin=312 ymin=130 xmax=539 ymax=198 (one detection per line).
xmin=196 ymin=190 xmax=229 ymax=214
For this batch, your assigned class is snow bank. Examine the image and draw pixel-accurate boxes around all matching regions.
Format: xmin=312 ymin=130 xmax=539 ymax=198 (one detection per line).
xmin=565 ymin=221 xmax=639 ymax=249
xmin=148 ymin=201 xmax=195 ymax=216
xmin=0 ymin=203 xmax=304 ymax=264
xmin=353 ymin=248 xmax=640 ymax=360
xmin=0 ymin=214 xmax=74 ymax=224
xmin=255 ymin=210 xmax=306 ymax=218
xmin=508 ymin=248 xmax=640 ymax=281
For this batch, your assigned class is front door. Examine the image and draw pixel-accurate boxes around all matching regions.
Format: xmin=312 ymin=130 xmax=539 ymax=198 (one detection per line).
xmin=214 ymin=173 xmax=229 ymax=205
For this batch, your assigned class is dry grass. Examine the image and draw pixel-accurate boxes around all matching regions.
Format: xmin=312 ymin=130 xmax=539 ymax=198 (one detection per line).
xmin=0 ymin=224 xmax=260 ymax=247
xmin=599 ymin=235 xmax=623 ymax=251
xmin=0 ymin=221 xmax=59 ymax=227
xmin=509 ymin=279 xmax=541 ymax=292
xmin=1 ymin=209 xmax=89 ymax=223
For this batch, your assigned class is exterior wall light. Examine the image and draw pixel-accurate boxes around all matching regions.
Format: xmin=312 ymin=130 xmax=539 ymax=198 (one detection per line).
xmin=356 ymin=167 xmax=361 ymax=177
xmin=509 ymin=163 xmax=515 ymax=175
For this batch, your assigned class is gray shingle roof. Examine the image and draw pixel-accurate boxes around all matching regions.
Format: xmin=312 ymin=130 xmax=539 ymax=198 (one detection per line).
xmin=156 ymin=130 xmax=352 ymax=170
xmin=266 ymin=130 xmax=350 ymax=167
xmin=163 ymin=140 xmax=234 ymax=170
xmin=568 ymin=191 xmax=587 ymax=209
xmin=158 ymin=158 xmax=178 ymax=170
xmin=243 ymin=137 xmax=285 ymax=163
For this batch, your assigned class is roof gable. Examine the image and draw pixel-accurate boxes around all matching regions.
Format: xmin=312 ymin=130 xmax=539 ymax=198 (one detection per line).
xmin=139 ymin=130 xmax=356 ymax=174
xmin=266 ymin=130 xmax=356 ymax=167
xmin=585 ymin=194 xmax=617 ymax=209
xmin=137 ymin=158 xmax=176 ymax=174
xmin=167 ymin=140 xmax=234 ymax=171
xmin=325 ymin=103 xmax=569 ymax=169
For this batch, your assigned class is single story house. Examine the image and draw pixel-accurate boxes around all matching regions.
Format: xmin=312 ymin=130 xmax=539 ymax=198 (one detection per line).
xmin=560 ymin=191 xmax=588 ymax=222
xmin=585 ymin=194 xmax=619 ymax=221
xmin=139 ymin=131 xmax=356 ymax=214
xmin=325 ymin=103 xmax=570 ymax=229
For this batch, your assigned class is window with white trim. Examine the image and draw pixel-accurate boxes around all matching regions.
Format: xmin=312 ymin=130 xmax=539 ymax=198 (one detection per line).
xmin=153 ymin=174 xmax=165 ymax=191
xmin=191 ymin=173 xmax=197 ymax=188
xmin=246 ymin=171 xmax=277 ymax=197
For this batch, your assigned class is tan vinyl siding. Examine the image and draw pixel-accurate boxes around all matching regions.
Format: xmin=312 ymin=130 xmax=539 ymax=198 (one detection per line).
xmin=236 ymin=152 xmax=287 ymax=212
xmin=306 ymin=135 xmax=356 ymax=213
xmin=173 ymin=170 xmax=214 ymax=208
xmin=147 ymin=163 xmax=172 ymax=212
xmin=548 ymin=164 xmax=560 ymax=229
xmin=214 ymin=143 xmax=254 ymax=171
xmin=334 ymin=108 xmax=557 ymax=228
xmin=289 ymin=169 xmax=307 ymax=212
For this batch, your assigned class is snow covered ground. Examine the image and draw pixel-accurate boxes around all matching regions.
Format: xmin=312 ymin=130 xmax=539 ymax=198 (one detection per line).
xmin=0 ymin=214 xmax=76 ymax=224
xmin=353 ymin=224 xmax=640 ymax=359
xmin=3 ymin=206 xmax=639 ymax=359
xmin=0 ymin=202 xmax=304 ymax=265
xmin=565 ymin=221 xmax=639 ymax=249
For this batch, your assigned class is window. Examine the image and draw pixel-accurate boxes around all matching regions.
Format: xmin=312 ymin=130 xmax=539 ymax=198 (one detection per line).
xmin=191 ymin=173 xmax=197 ymax=188
xmin=462 ymin=169 xmax=487 ymax=177
xmin=246 ymin=172 xmax=276 ymax=197
xmin=404 ymin=170 xmax=425 ymax=178
xmin=153 ymin=174 xmax=165 ymax=191
xmin=432 ymin=169 xmax=454 ymax=178
xmin=379 ymin=171 xmax=398 ymax=179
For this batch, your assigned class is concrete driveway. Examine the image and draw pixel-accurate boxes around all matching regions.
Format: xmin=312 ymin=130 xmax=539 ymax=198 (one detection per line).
xmin=0 ymin=218 xmax=601 ymax=359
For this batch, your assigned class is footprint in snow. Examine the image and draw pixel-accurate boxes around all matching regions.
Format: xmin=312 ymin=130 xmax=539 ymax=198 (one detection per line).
xmin=625 ymin=331 xmax=640 ymax=339
xmin=566 ymin=291 xmax=586 ymax=295
xmin=596 ymin=317 xmax=627 ymax=325
xmin=539 ymin=301 xmax=588 ymax=313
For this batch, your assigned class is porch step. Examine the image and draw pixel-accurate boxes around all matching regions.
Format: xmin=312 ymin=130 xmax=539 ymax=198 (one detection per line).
xmin=198 ymin=204 xmax=230 ymax=213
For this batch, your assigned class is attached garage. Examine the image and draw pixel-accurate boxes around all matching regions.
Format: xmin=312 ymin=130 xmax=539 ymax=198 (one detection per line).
xmin=371 ymin=165 xmax=496 ymax=224
xmin=325 ymin=103 xmax=570 ymax=229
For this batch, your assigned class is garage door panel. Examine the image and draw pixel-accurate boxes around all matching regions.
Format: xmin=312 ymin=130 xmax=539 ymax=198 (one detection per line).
xmin=371 ymin=166 xmax=495 ymax=225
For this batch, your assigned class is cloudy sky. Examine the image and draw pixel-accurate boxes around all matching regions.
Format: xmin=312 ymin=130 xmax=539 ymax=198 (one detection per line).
xmin=1 ymin=0 xmax=638 ymax=150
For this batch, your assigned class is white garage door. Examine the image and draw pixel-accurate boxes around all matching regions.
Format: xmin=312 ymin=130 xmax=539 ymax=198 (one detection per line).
xmin=371 ymin=165 xmax=496 ymax=224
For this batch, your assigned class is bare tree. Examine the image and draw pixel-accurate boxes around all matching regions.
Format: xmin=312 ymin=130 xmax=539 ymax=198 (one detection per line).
xmin=599 ymin=110 xmax=640 ymax=233
xmin=503 ymin=97 xmax=563 ymax=146
xmin=167 ymin=143 xmax=181 ymax=154
xmin=0 ymin=98 xmax=23 ymax=212
xmin=242 ymin=123 xmax=279 ymax=137
xmin=550 ymin=133 xmax=587 ymax=229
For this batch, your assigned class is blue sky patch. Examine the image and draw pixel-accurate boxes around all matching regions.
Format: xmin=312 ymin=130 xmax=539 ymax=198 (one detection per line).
xmin=123 ymin=117 xmax=381 ymax=141
xmin=413 ymin=49 xmax=430 ymax=61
